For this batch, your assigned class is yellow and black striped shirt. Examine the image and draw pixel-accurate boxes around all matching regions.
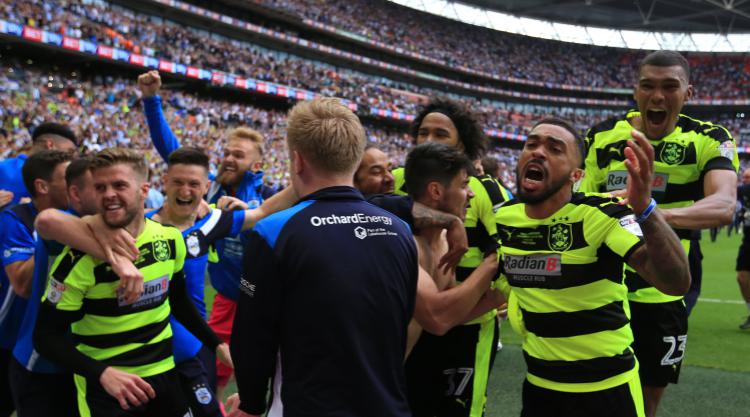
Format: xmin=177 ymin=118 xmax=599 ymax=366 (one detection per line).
xmin=580 ymin=112 xmax=739 ymax=302
xmin=497 ymin=193 xmax=644 ymax=392
xmin=42 ymin=218 xmax=186 ymax=377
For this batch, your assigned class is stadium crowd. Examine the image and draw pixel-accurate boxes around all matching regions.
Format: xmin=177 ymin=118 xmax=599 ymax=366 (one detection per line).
xmin=4 ymin=0 xmax=750 ymax=105
xmin=262 ymin=0 xmax=750 ymax=97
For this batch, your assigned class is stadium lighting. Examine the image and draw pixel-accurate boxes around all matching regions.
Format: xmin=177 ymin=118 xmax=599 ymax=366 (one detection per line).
xmin=389 ymin=0 xmax=750 ymax=52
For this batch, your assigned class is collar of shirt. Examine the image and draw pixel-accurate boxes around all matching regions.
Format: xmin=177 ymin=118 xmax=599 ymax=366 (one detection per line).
xmin=299 ymin=186 xmax=365 ymax=203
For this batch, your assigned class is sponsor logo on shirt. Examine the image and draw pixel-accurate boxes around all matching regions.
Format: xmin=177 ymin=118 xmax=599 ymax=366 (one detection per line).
xmin=239 ymin=277 xmax=256 ymax=298
xmin=310 ymin=213 xmax=393 ymax=227
xmin=719 ymin=141 xmax=735 ymax=160
xmin=352 ymin=225 xmax=398 ymax=239
xmin=504 ymin=253 xmax=562 ymax=282
xmin=47 ymin=278 xmax=66 ymax=304
xmin=118 ymin=276 xmax=169 ymax=307
xmin=619 ymin=214 xmax=643 ymax=237
xmin=606 ymin=171 xmax=668 ymax=192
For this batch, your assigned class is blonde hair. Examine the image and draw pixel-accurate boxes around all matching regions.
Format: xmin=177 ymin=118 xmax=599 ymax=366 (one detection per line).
xmin=228 ymin=127 xmax=265 ymax=157
xmin=90 ymin=148 xmax=148 ymax=180
xmin=286 ymin=98 xmax=365 ymax=174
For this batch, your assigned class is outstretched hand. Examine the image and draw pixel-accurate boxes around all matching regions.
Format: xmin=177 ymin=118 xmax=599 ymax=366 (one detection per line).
xmin=624 ymin=129 xmax=655 ymax=215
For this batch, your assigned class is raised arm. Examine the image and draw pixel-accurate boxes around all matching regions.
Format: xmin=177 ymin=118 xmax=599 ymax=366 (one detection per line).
xmin=624 ymin=130 xmax=690 ymax=296
xmin=217 ymin=186 xmax=299 ymax=231
xmin=661 ymin=169 xmax=737 ymax=229
xmin=138 ymin=70 xmax=180 ymax=161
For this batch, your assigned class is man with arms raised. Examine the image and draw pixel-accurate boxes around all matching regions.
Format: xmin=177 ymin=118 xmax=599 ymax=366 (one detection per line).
xmin=138 ymin=71 xmax=274 ymax=394
xmin=580 ymin=51 xmax=738 ymax=416
xmin=34 ymin=148 xmax=227 ymax=416
xmin=499 ymin=118 xmax=689 ymax=417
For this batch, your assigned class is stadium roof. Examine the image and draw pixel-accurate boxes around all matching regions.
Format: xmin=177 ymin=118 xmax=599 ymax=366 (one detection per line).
xmin=389 ymin=0 xmax=750 ymax=52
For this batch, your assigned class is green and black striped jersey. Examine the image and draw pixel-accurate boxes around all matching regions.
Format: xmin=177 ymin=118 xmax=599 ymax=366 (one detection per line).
xmin=42 ymin=218 xmax=186 ymax=377
xmin=497 ymin=193 xmax=644 ymax=392
xmin=580 ymin=112 xmax=739 ymax=303
xmin=393 ymin=167 xmax=512 ymax=324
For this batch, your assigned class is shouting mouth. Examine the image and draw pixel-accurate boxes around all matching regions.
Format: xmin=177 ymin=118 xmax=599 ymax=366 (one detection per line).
xmin=522 ymin=162 xmax=546 ymax=191
xmin=646 ymin=109 xmax=668 ymax=129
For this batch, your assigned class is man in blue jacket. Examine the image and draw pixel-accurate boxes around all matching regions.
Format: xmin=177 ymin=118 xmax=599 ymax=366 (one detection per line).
xmin=230 ymin=98 xmax=418 ymax=417
xmin=138 ymin=70 xmax=275 ymax=393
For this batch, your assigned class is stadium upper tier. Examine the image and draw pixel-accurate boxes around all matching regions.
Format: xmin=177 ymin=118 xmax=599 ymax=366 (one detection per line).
xmin=255 ymin=0 xmax=750 ymax=98
xmin=4 ymin=0 xmax=749 ymax=108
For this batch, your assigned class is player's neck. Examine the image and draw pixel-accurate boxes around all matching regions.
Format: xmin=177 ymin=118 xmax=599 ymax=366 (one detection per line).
xmin=524 ymin=188 xmax=572 ymax=220
xmin=125 ymin=213 xmax=147 ymax=239
xmin=158 ymin=205 xmax=197 ymax=231
xmin=419 ymin=226 xmax=443 ymax=246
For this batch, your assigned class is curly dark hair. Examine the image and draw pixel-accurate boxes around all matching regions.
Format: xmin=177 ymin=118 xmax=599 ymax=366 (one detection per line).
xmin=409 ymin=97 xmax=487 ymax=161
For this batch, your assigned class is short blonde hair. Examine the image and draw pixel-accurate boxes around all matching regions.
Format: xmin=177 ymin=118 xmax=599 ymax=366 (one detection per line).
xmin=228 ymin=127 xmax=265 ymax=157
xmin=90 ymin=147 xmax=148 ymax=180
xmin=286 ymin=98 xmax=365 ymax=174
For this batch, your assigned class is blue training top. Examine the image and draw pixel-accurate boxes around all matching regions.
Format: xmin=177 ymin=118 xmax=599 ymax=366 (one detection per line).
xmin=0 ymin=203 xmax=37 ymax=351
xmin=146 ymin=208 xmax=244 ymax=363
xmin=143 ymin=95 xmax=270 ymax=300
xmin=13 ymin=212 xmax=68 ymax=373
xmin=0 ymin=155 xmax=29 ymax=208
xmin=232 ymin=186 xmax=418 ymax=417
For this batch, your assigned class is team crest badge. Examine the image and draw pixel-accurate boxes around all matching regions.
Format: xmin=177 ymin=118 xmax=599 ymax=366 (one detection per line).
xmin=548 ymin=223 xmax=573 ymax=252
xmin=186 ymin=234 xmax=200 ymax=257
xmin=194 ymin=386 xmax=212 ymax=405
xmin=660 ymin=142 xmax=686 ymax=165
xmin=153 ymin=240 xmax=171 ymax=262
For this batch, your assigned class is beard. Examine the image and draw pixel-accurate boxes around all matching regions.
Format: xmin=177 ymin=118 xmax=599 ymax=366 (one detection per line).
xmin=102 ymin=204 xmax=139 ymax=228
xmin=216 ymin=167 xmax=243 ymax=187
xmin=516 ymin=167 xmax=571 ymax=205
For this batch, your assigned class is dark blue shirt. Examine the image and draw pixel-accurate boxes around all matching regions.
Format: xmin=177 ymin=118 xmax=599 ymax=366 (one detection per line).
xmin=231 ymin=186 xmax=417 ymax=417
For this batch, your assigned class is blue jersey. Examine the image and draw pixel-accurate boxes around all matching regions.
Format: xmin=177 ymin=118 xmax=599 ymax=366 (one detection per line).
xmin=0 ymin=203 xmax=37 ymax=350
xmin=146 ymin=208 xmax=244 ymax=362
xmin=143 ymin=95 xmax=272 ymax=300
xmin=0 ymin=155 xmax=29 ymax=208
xmin=13 ymin=233 xmax=66 ymax=372
xmin=232 ymin=186 xmax=417 ymax=416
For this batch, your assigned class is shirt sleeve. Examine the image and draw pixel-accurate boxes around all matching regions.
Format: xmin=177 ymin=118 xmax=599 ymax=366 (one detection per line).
xmin=696 ymin=124 xmax=739 ymax=173
xmin=42 ymin=247 xmax=92 ymax=312
xmin=232 ymin=229 xmax=283 ymax=415
xmin=0 ymin=211 xmax=35 ymax=267
xmin=366 ymin=194 xmax=415 ymax=230
xmin=143 ymin=95 xmax=181 ymax=163
xmin=201 ymin=209 xmax=246 ymax=244
xmin=599 ymin=203 xmax=645 ymax=261
xmin=173 ymin=229 xmax=186 ymax=274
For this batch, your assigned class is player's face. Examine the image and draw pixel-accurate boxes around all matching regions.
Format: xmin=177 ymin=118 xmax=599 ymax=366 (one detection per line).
xmin=164 ymin=164 xmax=210 ymax=219
xmin=93 ymin=164 xmax=148 ymax=228
xmin=438 ymin=169 xmax=473 ymax=221
xmin=70 ymin=171 xmax=99 ymax=215
xmin=634 ymin=65 xmax=693 ymax=140
xmin=354 ymin=148 xmax=394 ymax=195
xmin=216 ymin=139 xmax=262 ymax=187
xmin=47 ymin=161 xmax=70 ymax=210
xmin=516 ymin=124 xmax=580 ymax=204
xmin=742 ymin=169 xmax=750 ymax=185
xmin=416 ymin=113 xmax=464 ymax=153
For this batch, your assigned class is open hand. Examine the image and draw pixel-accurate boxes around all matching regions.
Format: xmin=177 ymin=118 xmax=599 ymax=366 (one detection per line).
xmin=99 ymin=367 xmax=155 ymax=410
xmin=624 ymin=129 xmax=655 ymax=215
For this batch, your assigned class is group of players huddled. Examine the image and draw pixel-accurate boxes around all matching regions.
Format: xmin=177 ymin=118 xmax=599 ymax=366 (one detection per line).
xmin=0 ymin=50 xmax=740 ymax=417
